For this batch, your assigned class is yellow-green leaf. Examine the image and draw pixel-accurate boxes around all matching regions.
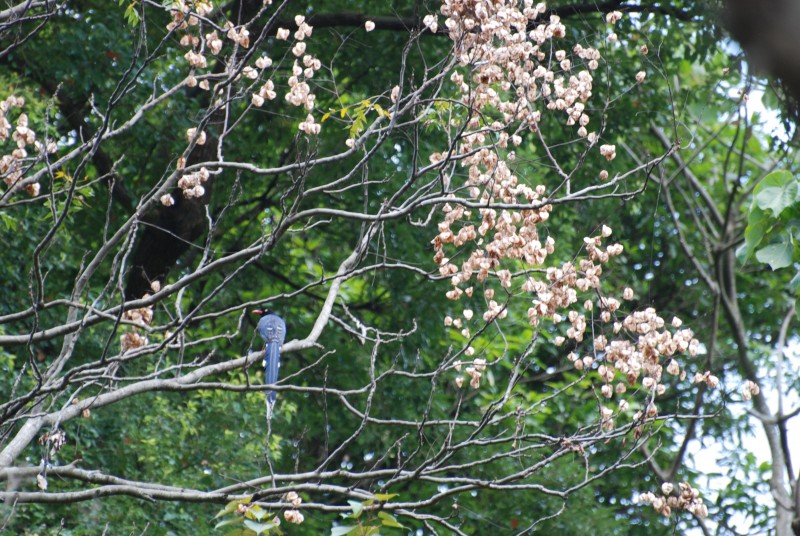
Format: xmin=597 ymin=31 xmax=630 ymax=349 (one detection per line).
xmin=215 ymin=497 xmax=252 ymax=518
xmin=378 ymin=511 xmax=405 ymax=529
xmin=373 ymin=103 xmax=390 ymax=119
xmin=55 ymin=171 xmax=73 ymax=183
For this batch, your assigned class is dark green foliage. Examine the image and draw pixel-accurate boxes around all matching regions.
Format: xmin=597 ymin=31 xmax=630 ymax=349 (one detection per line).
xmin=0 ymin=1 xmax=796 ymax=535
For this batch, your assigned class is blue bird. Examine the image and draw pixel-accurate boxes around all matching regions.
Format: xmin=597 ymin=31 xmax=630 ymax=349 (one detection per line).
xmin=252 ymin=309 xmax=286 ymax=405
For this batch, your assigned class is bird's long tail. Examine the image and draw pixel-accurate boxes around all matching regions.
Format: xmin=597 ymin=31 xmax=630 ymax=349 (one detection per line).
xmin=264 ymin=342 xmax=281 ymax=405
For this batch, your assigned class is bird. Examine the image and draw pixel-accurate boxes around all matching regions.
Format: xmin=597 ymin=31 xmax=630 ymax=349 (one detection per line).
xmin=252 ymin=309 xmax=286 ymax=406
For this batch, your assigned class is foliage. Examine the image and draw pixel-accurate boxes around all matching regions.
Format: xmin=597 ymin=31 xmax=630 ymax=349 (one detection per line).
xmin=0 ymin=1 xmax=798 ymax=535
xmin=739 ymin=170 xmax=800 ymax=277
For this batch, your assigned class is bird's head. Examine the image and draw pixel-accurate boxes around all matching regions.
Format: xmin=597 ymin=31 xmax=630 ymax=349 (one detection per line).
xmin=251 ymin=308 xmax=273 ymax=317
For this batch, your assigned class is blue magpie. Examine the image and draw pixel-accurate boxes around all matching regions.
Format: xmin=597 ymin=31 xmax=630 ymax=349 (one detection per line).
xmin=252 ymin=309 xmax=286 ymax=405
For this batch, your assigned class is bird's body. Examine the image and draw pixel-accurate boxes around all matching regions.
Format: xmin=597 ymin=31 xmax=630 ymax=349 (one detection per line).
xmin=253 ymin=310 xmax=286 ymax=405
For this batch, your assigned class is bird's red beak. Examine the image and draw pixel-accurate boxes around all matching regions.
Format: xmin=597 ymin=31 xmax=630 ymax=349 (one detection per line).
xmin=251 ymin=309 xmax=264 ymax=315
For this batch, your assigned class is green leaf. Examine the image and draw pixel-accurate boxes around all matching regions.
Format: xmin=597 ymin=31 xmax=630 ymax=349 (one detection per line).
xmin=347 ymin=500 xmax=364 ymax=518
xmin=738 ymin=206 xmax=773 ymax=264
xmin=214 ymin=517 xmax=244 ymax=529
xmin=244 ymin=519 xmax=278 ymax=535
xmin=788 ymin=271 xmax=800 ymax=293
xmin=216 ymin=497 xmax=252 ymax=519
xmin=123 ymin=2 xmax=140 ymax=27
xmin=753 ymin=170 xmax=796 ymax=218
xmin=349 ymin=112 xmax=367 ymax=138
xmin=433 ymin=100 xmax=451 ymax=112
xmin=372 ymin=493 xmax=398 ymax=502
xmin=0 ymin=213 xmax=17 ymax=232
xmin=331 ymin=525 xmax=358 ymax=536
xmin=248 ymin=505 xmax=266 ymax=521
xmin=377 ymin=511 xmax=405 ymax=528
xmin=754 ymin=236 xmax=794 ymax=270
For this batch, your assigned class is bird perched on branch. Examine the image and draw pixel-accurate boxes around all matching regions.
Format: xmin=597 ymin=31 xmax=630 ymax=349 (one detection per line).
xmin=252 ymin=309 xmax=286 ymax=406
